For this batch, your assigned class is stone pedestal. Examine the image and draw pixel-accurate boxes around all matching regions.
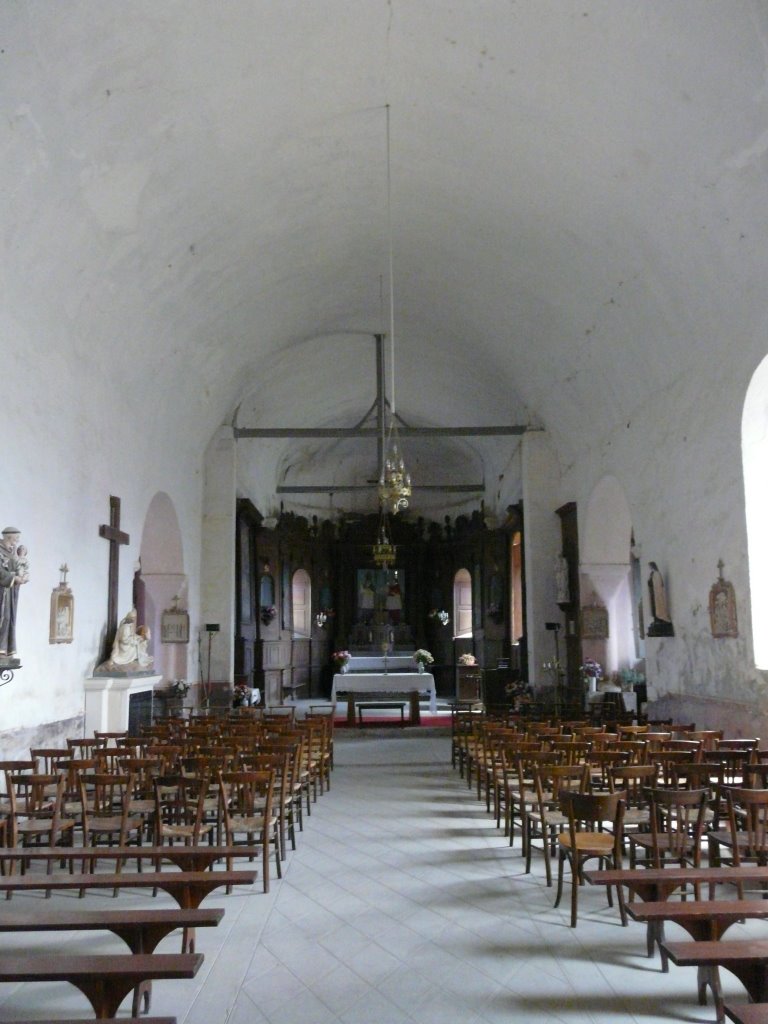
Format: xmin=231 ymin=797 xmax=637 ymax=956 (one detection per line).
xmin=84 ymin=674 xmax=162 ymax=733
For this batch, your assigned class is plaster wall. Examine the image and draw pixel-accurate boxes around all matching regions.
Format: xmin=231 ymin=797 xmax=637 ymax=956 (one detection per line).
xmin=560 ymin=338 xmax=768 ymax=731
xmin=0 ymin=326 xmax=204 ymax=750
xmin=521 ymin=432 xmax=563 ymax=686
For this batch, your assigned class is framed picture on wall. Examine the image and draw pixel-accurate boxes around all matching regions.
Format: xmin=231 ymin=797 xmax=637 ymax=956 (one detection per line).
xmin=161 ymin=608 xmax=190 ymax=644
xmin=581 ymin=603 xmax=609 ymax=639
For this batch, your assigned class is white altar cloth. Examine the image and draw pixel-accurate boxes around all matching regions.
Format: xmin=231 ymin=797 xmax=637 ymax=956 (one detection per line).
xmin=347 ymin=655 xmax=414 ymax=672
xmin=332 ymin=672 xmax=437 ymax=713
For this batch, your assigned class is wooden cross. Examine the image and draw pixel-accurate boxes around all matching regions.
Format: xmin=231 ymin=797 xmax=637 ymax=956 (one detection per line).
xmin=99 ymin=496 xmax=130 ymax=659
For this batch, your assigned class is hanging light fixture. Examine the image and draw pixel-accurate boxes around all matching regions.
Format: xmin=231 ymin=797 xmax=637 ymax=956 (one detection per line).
xmin=372 ymin=509 xmax=396 ymax=569
xmin=377 ymin=104 xmax=412 ymax=516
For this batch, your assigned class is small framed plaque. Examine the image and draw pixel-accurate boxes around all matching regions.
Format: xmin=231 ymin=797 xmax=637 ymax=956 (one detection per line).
xmin=161 ymin=607 xmax=190 ymax=644
xmin=50 ymin=565 xmax=74 ymax=644
xmin=581 ymin=603 xmax=609 ymax=640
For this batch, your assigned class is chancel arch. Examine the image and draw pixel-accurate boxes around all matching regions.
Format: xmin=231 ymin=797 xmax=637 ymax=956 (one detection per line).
xmin=138 ymin=491 xmax=187 ymax=683
xmin=579 ymin=476 xmax=637 ymax=676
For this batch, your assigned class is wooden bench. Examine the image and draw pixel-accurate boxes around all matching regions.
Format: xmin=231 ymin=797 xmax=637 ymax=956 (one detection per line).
xmin=0 ymin=907 xmax=223 ymax=1015
xmin=0 ymin=844 xmax=261 ymax=874
xmin=0 ymin=952 xmax=202 ymax=1019
xmin=9 ymin=1019 xmax=175 ymax=1024
xmin=662 ymin=940 xmax=768 ymax=1023
xmin=0 ymin=869 xmax=256 ymax=947
xmin=344 ymin=691 xmax=422 ymax=726
xmin=356 ymin=701 xmax=406 ymax=727
xmin=586 ymin=867 xmax=768 ymax=960
xmin=725 ymin=1003 xmax=768 ymax=1024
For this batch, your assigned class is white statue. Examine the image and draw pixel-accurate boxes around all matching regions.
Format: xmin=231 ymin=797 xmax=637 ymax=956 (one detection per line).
xmin=96 ymin=607 xmax=153 ymax=674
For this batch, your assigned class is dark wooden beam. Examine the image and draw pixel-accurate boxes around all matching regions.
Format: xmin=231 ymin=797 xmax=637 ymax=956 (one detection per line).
xmin=277 ymin=483 xmax=484 ymax=494
xmin=235 ymin=425 xmax=527 ymax=439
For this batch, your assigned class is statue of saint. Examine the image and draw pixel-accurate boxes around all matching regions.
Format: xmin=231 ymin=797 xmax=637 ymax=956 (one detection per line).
xmin=95 ymin=607 xmax=154 ymax=674
xmin=647 ymin=561 xmax=674 ymax=636
xmin=0 ymin=527 xmax=29 ymax=659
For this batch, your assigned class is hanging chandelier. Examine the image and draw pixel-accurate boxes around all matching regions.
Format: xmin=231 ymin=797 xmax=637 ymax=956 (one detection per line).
xmin=372 ymin=508 xmax=396 ymax=569
xmin=377 ymin=104 xmax=411 ymax=517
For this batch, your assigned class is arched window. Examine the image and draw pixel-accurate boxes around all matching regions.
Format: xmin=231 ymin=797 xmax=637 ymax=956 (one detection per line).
xmin=291 ymin=568 xmax=311 ymax=638
xmin=742 ymin=355 xmax=768 ymax=667
xmin=453 ymin=568 xmax=472 ymax=638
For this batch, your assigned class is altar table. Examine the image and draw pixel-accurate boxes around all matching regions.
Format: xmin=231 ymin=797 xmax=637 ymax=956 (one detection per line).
xmin=331 ymin=672 xmax=437 ymax=715
xmin=347 ymin=655 xmax=414 ymax=672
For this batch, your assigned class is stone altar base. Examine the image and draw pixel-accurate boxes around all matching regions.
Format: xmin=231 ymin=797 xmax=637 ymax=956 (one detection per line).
xmin=84 ymin=674 xmax=161 ymax=733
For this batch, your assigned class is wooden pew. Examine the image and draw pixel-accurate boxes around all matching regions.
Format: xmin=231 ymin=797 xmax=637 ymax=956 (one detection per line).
xmin=9 ymin=1019 xmax=175 ymax=1024
xmin=0 ymin=869 xmax=256 ymax=910
xmin=0 ymin=907 xmax=223 ymax=1015
xmin=725 ymin=1004 xmax=768 ymax=1024
xmin=0 ymin=952 xmax=202 ymax=1018
xmin=627 ymin=900 xmax=768 ymax=965
xmin=662 ymin=939 xmax=768 ymax=1024
xmin=585 ymin=867 xmax=768 ymax=960
xmin=0 ymin=844 xmax=261 ymax=874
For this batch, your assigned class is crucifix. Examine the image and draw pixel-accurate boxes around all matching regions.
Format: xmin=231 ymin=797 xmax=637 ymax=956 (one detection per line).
xmin=99 ymin=496 xmax=130 ymax=660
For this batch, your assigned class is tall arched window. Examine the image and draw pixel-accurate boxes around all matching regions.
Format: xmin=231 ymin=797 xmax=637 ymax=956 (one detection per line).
xmin=453 ymin=568 xmax=472 ymax=638
xmin=291 ymin=568 xmax=311 ymax=638
xmin=742 ymin=355 xmax=768 ymax=667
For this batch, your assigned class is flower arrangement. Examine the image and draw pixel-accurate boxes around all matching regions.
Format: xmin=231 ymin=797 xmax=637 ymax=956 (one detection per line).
xmin=332 ymin=650 xmax=351 ymax=669
xmin=170 ymin=679 xmax=189 ymax=698
xmin=619 ymin=667 xmax=645 ymax=690
xmin=580 ymin=658 xmax=603 ymax=680
xmin=413 ymin=648 xmax=434 ymax=666
xmin=458 ymin=653 xmax=477 ymax=666
xmin=260 ymin=605 xmax=276 ymax=626
xmin=233 ymin=682 xmax=250 ymax=706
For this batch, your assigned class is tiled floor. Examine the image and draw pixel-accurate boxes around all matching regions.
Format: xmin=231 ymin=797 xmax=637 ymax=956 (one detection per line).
xmin=0 ymin=725 xmax=760 ymax=1022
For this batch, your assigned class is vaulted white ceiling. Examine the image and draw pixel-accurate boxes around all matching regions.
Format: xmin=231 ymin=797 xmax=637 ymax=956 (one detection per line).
xmin=6 ymin=2 xmax=768 ymax=520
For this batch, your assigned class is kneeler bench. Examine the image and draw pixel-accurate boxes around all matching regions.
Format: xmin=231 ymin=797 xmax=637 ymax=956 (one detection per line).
xmin=0 ymin=952 xmax=202 ymax=1019
xmin=725 ymin=1004 xmax=768 ymax=1024
xmin=662 ymin=940 xmax=768 ymax=1024
xmin=0 ymin=907 xmax=223 ymax=1016
xmin=345 ymin=692 xmax=422 ymax=726
xmin=9 ymin=1019 xmax=175 ymax=1024
xmin=357 ymin=701 xmax=406 ymax=727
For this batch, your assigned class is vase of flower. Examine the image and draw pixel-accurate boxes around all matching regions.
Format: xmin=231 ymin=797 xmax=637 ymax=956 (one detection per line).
xmin=332 ymin=650 xmax=351 ymax=674
xmin=413 ymin=649 xmax=434 ymax=674
xmin=418 ymin=661 xmax=425 ymax=674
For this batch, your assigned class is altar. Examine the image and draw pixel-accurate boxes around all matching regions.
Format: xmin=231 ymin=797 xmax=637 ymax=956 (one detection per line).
xmin=331 ymin=672 xmax=437 ymax=724
xmin=347 ymin=655 xmax=414 ymax=672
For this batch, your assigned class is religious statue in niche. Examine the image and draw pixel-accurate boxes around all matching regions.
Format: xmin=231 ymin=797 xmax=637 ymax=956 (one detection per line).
xmin=0 ymin=526 xmax=29 ymax=662
xmin=647 ymin=561 xmax=675 ymax=637
xmin=49 ymin=563 xmax=74 ymax=644
xmin=709 ymin=560 xmax=738 ymax=638
xmin=94 ymin=607 xmax=154 ymax=675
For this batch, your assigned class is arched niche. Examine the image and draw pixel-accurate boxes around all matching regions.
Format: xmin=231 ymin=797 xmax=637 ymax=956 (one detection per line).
xmin=580 ymin=476 xmax=638 ymax=673
xmin=138 ymin=491 xmax=187 ymax=682
xmin=742 ymin=354 xmax=768 ymax=667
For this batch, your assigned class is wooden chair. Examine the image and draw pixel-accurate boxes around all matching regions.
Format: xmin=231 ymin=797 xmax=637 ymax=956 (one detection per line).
xmin=152 ymin=775 xmax=213 ymax=849
xmin=5 ymin=773 xmax=76 ymax=894
xmin=525 ymin=763 xmax=590 ymax=885
xmin=629 ymin=788 xmax=709 ymax=884
xmin=80 ymin=772 xmax=144 ymax=889
xmin=554 ymin=790 xmax=627 ymax=928
xmin=218 ymin=768 xmax=279 ymax=893
xmin=608 ymin=763 xmax=656 ymax=842
xmin=709 ymin=787 xmax=768 ymax=895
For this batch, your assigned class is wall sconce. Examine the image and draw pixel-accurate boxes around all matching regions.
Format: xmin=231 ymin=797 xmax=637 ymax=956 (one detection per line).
xmin=316 ymin=611 xmax=327 ymax=629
